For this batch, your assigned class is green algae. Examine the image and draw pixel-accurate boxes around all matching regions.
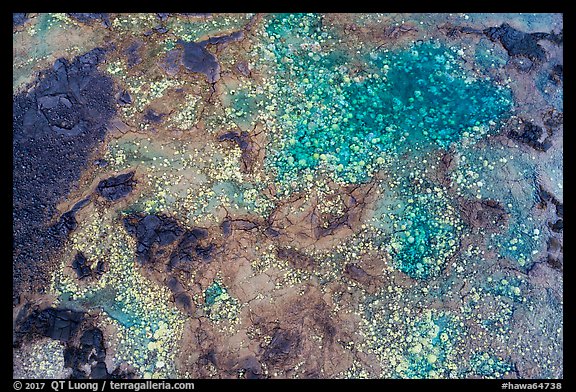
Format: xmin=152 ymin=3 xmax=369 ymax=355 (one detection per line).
xmin=261 ymin=13 xmax=513 ymax=186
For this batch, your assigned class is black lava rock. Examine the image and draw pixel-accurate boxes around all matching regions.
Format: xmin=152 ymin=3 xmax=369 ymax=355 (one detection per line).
xmin=53 ymin=197 xmax=91 ymax=237
xmin=345 ymin=263 xmax=371 ymax=284
xmin=13 ymin=13 xmax=28 ymax=27
xmin=72 ymin=252 xmax=92 ymax=279
xmin=168 ymin=228 xmax=214 ymax=271
xmin=175 ymin=293 xmax=192 ymax=312
xmin=204 ymin=31 xmax=244 ymax=46
xmin=508 ymin=122 xmax=551 ymax=151
xmin=179 ymin=40 xmax=220 ymax=83
xmin=556 ymin=203 xmax=563 ymax=218
xmin=549 ymin=64 xmax=563 ymax=85
xmin=96 ymin=260 xmax=106 ymax=275
xmin=123 ymin=213 xmax=184 ymax=264
xmin=153 ymin=25 xmax=169 ymax=34
xmin=220 ymin=219 xmax=232 ymax=237
xmin=550 ymin=219 xmax=563 ymax=232
xmin=125 ymin=41 xmax=143 ymax=68
xmin=236 ymin=61 xmax=251 ymax=77
xmin=143 ymin=109 xmax=165 ymax=124
xmin=161 ymin=49 xmax=182 ymax=76
xmin=262 ymin=329 xmax=300 ymax=366
xmin=157 ymin=13 xmax=171 ymax=21
xmin=97 ymin=172 xmax=135 ymax=201
xmin=64 ymin=327 xmax=108 ymax=379
xmin=218 ymin=131 xmax=253 ymax=171
xmin=91 ymin=362 xmax=109 ymax=379
xmin=218 ymin=131 xmax=250 ymax=151
xmin=195 ymin=243 xmax=214 ymax=261
xmin=118 ymin=90 xmax=132 ymax=105
xmin=484 ymin=23 xmax=547 ymax=62
xmin=68 ymin=13 xmax=110 ymax=28
xmin=16 ymin=308 xmax=84 ymax=345
xmin=13 ymin=48 xmax=115 ymax=302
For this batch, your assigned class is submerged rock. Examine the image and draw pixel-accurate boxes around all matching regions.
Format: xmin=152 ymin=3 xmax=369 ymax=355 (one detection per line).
xmin=179 ymin=40 xmax=220 ymax=83
xmin=97 ymin=172 xmax=135 ymax=201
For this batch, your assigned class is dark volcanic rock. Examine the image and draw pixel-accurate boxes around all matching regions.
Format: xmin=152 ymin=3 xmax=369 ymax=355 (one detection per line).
xmin=195 ymin=243 xmax=214 ymax=260
xmin=110 ymin=367 xmax=136 ymax=379
xmin=231 ymin=219 xmax=258 ymax=231
xmin=236 ymin=61 xmax=252 ymax=77
xmin=123 ymin=213 xmax=184 ymax=264
xmin=555 ymin=203 xmax=563 ymax=218
xmin=97 ymin=171 xmax=135 ymax=201
xmin=153 ymin=25 xmax=169 ymax=34
xmin=220 ymin=219 xmax=232 ymax=237
xmin=64 ymin=327 xmax=108 ymax=379
xmin=96 ymin=260 xmax=106 ymax=275
xmin=484 ymin=23 xmax=547 ymax=62
xmin=549 ymin=64 xmax=563 ymax=85
xmin=550 ymin=219 xmax=563 ymax=233
xmin=72 ymin=252 xmax=92 ymax=279
xmin=168 ymin=228 xmax=215 ymax=271
xmin=204 ymin=31 xmax=244 ymax=46
xmin=16 ymin=308 xmax=84 ymax=346
xmin=218 ymin=131 xmax=250 ymax=151
xmin=175 ymin=293 xmax=193 ymax=312
xmin=178 ymin=40 xmax=220 ymax=83
xmin=238 ymin=356 xmax=264 ymax=379
xmin=546 ymin=237 xmax=563 ymax=270
xmin=118 ymin=90 xmax=132 ymax=105
xmin=264 ymin=227 xmax=280 ymax=238
xmin=13 ymin=13 xmax=28 ymax=27
xmin=218 ymin=131 xmax=254 ymax=171
xmin=262 ymin=328 xmax=300 ymax=366
xmin=143 ymin=109 xmax=165 ymax=124
xmin=125 ymin=41 xmax=143 ymax=68
xmin=68 ymin=13 xmax=110 ymax=28
xmin=91 ymin=362 xmax=109 ymax=379
xmin=161 ymin=49 xmax=182 ymax=76
xmin=53 ymin=197 xmax=91 ymax=237
xmin=13 ymin=48 xmax=115 ymax=302
xmin=508 ymin=122 xmax=551 ymax=152
xmin=345 ymin=263 xmax=371 ymax=285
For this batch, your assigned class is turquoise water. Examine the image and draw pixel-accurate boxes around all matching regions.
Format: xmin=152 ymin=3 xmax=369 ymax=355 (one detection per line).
xmin=263 ymin=13 xmax=513 ymax=184
xmin=204 ymin=281 xmax=224 ymax=306
xmin=390 ymin=191 xmax=461 ymax=280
